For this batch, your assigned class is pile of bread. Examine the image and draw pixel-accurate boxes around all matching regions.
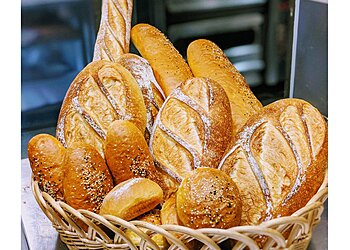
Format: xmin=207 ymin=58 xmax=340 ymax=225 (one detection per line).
xmin=28 ymin=0 xmax=328 ymax=248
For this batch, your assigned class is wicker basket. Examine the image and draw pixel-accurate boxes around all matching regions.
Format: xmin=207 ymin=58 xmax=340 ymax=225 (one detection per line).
xmin=31 ymin=170 xmax=327 ymax=250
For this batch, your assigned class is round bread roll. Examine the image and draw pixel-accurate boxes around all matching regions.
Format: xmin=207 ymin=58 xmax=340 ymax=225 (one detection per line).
xmin=28 ymin=134 xmax=65 ymax=201
xmin=100 ymin=178 xmax=163 ymax=221
xmin=125 ymin=209 xmax=169 ymax=249
xmin=63 ymin=143 xmax=114 ymax=213
xmin=176 ymin=168 xmax=242 ymax=229
xmin=56 ymin=60 xmax=147 ymax=157
xmin=219 ymin=98 xmax=328 ymax=225
xmin=104 ymin=120 xmax=166 ymax=191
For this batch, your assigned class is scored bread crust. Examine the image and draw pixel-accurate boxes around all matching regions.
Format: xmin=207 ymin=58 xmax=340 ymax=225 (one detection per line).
xmin=93 ymin=0 xmax=133 ymax=61
xmin=56 ymin=60 xmax=147 ymax=157
xmin=149 ymin=77 xmax=233 ymax=185
xmin=131 ymin=23 xmax=193 ymax=96
xmin=187 ymin=39 xmax=263 ymax=136
xmin=219 ymin=98 xmax=328 ymax=225
xmin=116 ymin=53 xmax=166 ymax=141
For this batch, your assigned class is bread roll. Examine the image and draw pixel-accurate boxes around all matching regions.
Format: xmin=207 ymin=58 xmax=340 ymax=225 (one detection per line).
xmin=187 ymin=39 xmax=262 ymax=135
xmin=149 ymin=77 xmax=233 ymax=185
xmin=104 ymin=120 xmax=165 ymax=189
xmin=63 ymin=143 xmax=114 ymax=213
xmin=116 ymin=53 xmax=166 ymax=141
xmin=160 ymin=195 xmax=181 ymax=226
xmin=176 ymin=168 xmax=242 ymax=229
xmin=56 ymin=60 xmax=147 ymax=157
xmin=131 ymin=24 xmax=193 ymax=96
xmin=99 ymin=178 xmax=163 ymax=220
xmin=93 ymin=0 xmax=133 ymax=61
xmin=219 ymin=98 xmax=328 ymax=225
xmin=125 ymin=209 xmax=169 ymax=249
xmin=28 ymin=134 xmax=65 ymax=201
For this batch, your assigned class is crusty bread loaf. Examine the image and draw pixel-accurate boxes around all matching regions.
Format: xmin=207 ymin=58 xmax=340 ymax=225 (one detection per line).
xmin=99 ymin=178 xmax=163 ymax=220
xmin=56 ymin=60 xmax=147 ymax=157
xmin=149 ymin=77 xmax=233 ymax=185
xmin=93 ymin=0 xmax=133 ymax=61
xmin=187 ymin=39 xmax=263 ymax=136
xmin=63 ymin=143 xmax=114 ymax=213
xmin=219 ymin=98 xmax=328 ymax=225
xmin=125 ymin=209 xmax=169 ymax=249
xmin=104 ymin=120 xmax=165 ymax=189
xmin=116 ymin=53 xmax=166 ymax=141
xmin=131 ymin=24 xmax=193 ymax=96
xmin=176 ymin=168 xmax=242 ymax=229
xmin=28 ymin=134 xmax=66 ymax=201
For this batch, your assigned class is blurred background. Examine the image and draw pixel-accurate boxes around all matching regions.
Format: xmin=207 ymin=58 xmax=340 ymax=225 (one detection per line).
xmin=21 ymin=0 xmax=327 ymax=159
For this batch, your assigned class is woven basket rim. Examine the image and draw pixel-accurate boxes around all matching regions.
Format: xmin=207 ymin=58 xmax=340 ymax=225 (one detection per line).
xmin=30 ymin=168 xmax=328 ymax=250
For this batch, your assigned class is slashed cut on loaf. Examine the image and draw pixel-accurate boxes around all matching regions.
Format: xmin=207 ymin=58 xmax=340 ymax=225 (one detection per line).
xmin=56 ymin=60 xmax=147 ymax=157
xmin=150 ymin=77 xmax=233 ymax=185
xmin=219 ymin=98 xmax=328 ymax=225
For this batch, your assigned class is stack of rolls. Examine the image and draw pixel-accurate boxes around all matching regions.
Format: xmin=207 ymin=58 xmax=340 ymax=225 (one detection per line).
xmin=28 ymin=0 xmax=328 ymax=247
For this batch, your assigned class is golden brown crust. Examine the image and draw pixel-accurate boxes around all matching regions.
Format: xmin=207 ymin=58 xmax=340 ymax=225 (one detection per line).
xmin=125 ymin=209 xmax=169 ymax=249
xmin=150 ymin=77 xmax=233 ymax=184
xmin=131 ymin=24 xmax=193 ymax=96
xmin=63 ymin=143 xmax=114 ymax=213
xmin=187 ymin=39 xmax=262 ymax=135
xmin=99 ymin=178 xmax=163 ymax=220
xmin=93 ymin=0 xmax=133 ymax=61
xmin=116 ymin=53 xmax=165 ymax=141
xmin=28 ymin=134 xmax=66 ymax=201
xmin=219 ymin=98 xmax=328 ymax=225
xmin=56 ymin=60 xmax=147 ymax=157
xmin=160 ymin=195 xmax=181 ymax=226
xmin=104 ymin=120 xmax=164 ymax=188
xmin=176 ymin=168 xmax=242 ymax=229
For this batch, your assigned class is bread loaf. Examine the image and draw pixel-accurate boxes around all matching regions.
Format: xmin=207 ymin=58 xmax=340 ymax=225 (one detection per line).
xmin=149 ymin=77 xmax=233 ymax=184
xmin=219 ymin=98 xmax=328 ymax=225
xmin=131 ymin=24 xmax=193 ymax=96
xmin=176 ymin=168 xmax=242 ymax=229
xmin=99 ymin=178 xmax=163 ymax=220
xmin=28 ymin=134 xmax=65 ymax=201
xmin=125 ymin=209 xmax=169 ymax=249
xmin=187 ymin=39 xmax=262 ymax=135
xmin=160 ymin=194 xmax=181 ymax=226
xmin=63 ymin=143 xmax=114 ymax=213
xmin=104 ymin=120 xmax=164 ymax=189
xmin=56 ymin=60 xmax=147 ymax=157
xmin=116 ymin=53 xmax=165 ymax=141
xmin=93 ymin=0 xmax=133 ymax=61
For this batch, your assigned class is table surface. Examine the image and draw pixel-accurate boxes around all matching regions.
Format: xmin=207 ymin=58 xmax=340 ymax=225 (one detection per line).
xmin=21 ymin=158 xmax=328 ymax=250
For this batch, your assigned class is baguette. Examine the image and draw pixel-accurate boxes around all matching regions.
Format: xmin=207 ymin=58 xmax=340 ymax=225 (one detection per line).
xmin=187 ymin=39 xmax=263 ymax=135
xmin=93 ymin=0 xmax=133 ymax=61
xmin=131 ymin=24 xmax=193 ymax=96
xmin=219 ymin=98 xmax=328 ymax=225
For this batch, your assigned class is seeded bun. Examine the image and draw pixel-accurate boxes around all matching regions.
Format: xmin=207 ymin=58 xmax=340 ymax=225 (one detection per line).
xmin=176 ymin=168 xmax=242 ymax=229
xmin=63 ymin=143 xmax=114 ymax=213
xmin=28 ymin=134 xmax=66 ymax=201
